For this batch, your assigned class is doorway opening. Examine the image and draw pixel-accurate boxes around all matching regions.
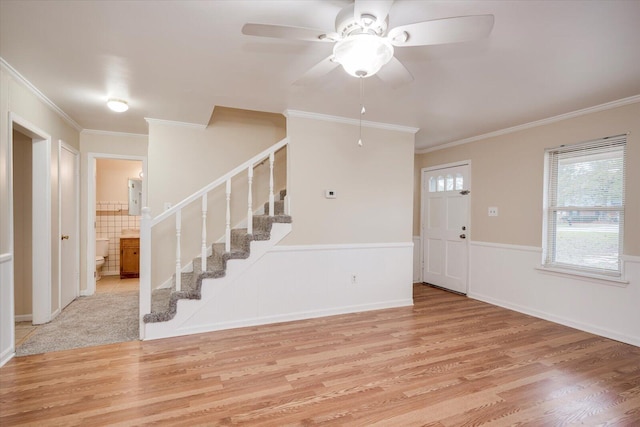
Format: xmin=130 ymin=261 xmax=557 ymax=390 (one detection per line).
xmin=14 ymin=151 xmax=146 ymax=356
xmin=86 ymin=154 xmax=146 ymax=295
xmin=9 ymin=114 xmax=52 ymax=354
xmin=420 ymin=161 xmax=471 ymax=294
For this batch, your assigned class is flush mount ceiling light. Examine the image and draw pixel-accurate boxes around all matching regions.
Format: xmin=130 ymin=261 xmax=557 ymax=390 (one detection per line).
xmin=107 ymin=98 xmax=129 ymax=112
xmin=332 ymin=34 xmax=394 ymax=78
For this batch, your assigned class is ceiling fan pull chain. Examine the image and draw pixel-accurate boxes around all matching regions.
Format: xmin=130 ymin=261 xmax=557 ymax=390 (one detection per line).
xmin=358 ymin=77 xmax=365 ymax=147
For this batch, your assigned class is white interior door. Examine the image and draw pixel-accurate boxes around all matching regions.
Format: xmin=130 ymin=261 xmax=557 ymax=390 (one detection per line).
xmin=60 ymin=144 xmax=78 ymax=309
xmin=421 ymin=164 xmax=470 ymax=294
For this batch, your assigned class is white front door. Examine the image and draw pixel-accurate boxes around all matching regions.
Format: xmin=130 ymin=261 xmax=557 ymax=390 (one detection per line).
xmin=421 ymin=164 xmax=470 ymax=294
xmin=60 ymin=144 xmax=79 ymax=309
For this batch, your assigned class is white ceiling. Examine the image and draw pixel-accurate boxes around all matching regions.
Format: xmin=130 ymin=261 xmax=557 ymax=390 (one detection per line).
xmin=1 ymin=0 xmax=639 ymax=150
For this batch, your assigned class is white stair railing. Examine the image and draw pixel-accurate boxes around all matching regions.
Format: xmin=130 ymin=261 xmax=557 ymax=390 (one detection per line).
xmin=139 ymin=138 xmax=289 ymax=338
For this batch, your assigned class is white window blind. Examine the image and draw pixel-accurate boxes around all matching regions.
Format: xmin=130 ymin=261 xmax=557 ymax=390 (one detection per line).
xmin=543 ymin=134 xmax=626 ymax=277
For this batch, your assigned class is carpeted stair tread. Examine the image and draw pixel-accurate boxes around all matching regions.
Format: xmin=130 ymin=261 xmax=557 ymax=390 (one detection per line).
xmin=264 ymin=200 xmax=285 ymax=216
xmin=144 ymin=209 xmax=292 ymax=324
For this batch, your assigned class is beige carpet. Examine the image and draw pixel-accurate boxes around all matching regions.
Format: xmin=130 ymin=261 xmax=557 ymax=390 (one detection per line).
xmin=16 ymin=290 xmax=139 ymax=356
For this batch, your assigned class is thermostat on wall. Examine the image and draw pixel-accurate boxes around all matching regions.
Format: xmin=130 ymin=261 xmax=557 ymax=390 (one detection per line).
xmin=325 ymin=189 xmax=337 ymax=199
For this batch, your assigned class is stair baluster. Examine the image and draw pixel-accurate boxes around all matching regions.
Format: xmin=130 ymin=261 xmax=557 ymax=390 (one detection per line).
xmin=268 ymin=152 xmax=275 ymax=217
xmin=201 ymin=194 xmax=207 ymax=272
xmin=247 ymin=166 xmax=253 ymax=235
xmin=225 ymin=179 xmax=231 ymax=253
xmin=175 ymin=210 xmax=182 ymax=292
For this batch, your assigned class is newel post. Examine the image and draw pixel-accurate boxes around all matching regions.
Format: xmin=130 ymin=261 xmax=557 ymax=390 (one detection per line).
xmin=139 ymin=207 xmax=152 ymax=339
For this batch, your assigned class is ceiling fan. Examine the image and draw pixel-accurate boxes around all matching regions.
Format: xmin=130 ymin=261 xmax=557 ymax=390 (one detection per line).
xmin=242 ymin=0 xmax=494 ymax=87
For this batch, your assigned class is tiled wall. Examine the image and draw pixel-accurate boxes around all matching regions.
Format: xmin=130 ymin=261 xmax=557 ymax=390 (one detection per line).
xmin=96 ymin=201 xmax=140 ymax=275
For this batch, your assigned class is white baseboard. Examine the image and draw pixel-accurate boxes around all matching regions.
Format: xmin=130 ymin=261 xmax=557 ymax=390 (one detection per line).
xmin=145 ymin=236 xmax=414 ymax=340
xmin=102 ymin=271 xmax=119 ymax=276
xmin=468 ymin=241 xmax=640 ymax=347
xmin=15 ymin=314 xmax=32 ymax=322
xmin=469 ymin=291 xmax=640 ymax=347
xmin=176 ymin=299 xmax=413 ymax=338
xmin=0 ymin=347 xmax=14 ymax=368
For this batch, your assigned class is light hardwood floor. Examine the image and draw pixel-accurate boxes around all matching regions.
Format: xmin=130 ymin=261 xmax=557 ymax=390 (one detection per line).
xmin=1 ymin=284 xmax=639 ymax=426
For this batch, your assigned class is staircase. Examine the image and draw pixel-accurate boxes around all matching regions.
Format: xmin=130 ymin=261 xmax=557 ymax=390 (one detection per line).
xmin=138 ymin=138 xmax=291 ymax=340
xmin=144 ymin=191 xmax=290 ymax=324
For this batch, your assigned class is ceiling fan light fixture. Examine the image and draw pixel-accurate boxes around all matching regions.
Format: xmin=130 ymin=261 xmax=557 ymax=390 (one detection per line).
xmin=332 ymin=34 xmax=394 ymax=78
xmin=107 ymin=98 xmax=129 ymax=112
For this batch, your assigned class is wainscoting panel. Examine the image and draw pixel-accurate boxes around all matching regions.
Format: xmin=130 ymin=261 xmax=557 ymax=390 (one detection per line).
xmin=146 ymin=241 xmax=414 ymax=339
xmin=1 ymin=254 xmax=14 ymax=367
xmin=468 ymin=241 xmax=640 ymax=347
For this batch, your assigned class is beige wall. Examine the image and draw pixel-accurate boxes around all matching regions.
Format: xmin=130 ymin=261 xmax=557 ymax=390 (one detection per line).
xmin=283 ymin=117 xmax=415 ymax=245
xmin=147 ymin=107 xmax=286 ymax=288
xmin=414 ymin=101 xmax=640 ymax=256
xmin=1 ymin=66 xmax=80 ymax=254
xmin=1 ymin=64 xmax=80 ymax=360
xmin=147 ymin=107 xmax=286 ymax=214
xmin=12 ymin=130 xmax=32 ymax=316
xmin=96 ymin=158 xmax=143 ymax=202
xmin=1 ymin=68 xmax=80 ymax=308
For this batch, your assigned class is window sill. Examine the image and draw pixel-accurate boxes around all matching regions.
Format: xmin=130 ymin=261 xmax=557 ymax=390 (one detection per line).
xmin=535 ymin=265 xmax=629 ymax=287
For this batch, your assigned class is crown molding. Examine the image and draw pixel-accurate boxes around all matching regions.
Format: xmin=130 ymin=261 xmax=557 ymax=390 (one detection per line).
xmin=1 ymin=57 xmax=83 ymax=132
xmin=284 ymin=109 xmax=419 ymax=134
xmin=144 ymin=117 xmax=207 ymax=129
xmin=416 ymin=94 xmax=640 ymax=154
xmin=81 ymin=129 xmax=148 ymax=138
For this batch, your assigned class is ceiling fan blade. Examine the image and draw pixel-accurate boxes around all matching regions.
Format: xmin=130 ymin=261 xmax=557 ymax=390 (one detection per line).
xmin=354 ymin=0 xmax=394 ymax=23
xmin=242 ymin=23 xmax=336 ymax=42
xmin=376 ymin=57 xmax=413 ymax=88
xmin=293 ymin=56 xmax=341 ymax=86
xmin=388 ymin=15 xmax=494 ymax=47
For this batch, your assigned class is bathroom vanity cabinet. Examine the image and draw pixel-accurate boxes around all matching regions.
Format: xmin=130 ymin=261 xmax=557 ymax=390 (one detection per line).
xmin=120 ymin=237 xmax=140 ymax=279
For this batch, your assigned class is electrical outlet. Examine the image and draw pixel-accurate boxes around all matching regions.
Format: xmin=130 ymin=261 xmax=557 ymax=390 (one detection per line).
xmin=488 ymin=207 xmax=499 ymax=217
xmin=325 ymin=189 xmax=337 ymax=199
xmin=351 ymin=274 xmax=357 ymax=284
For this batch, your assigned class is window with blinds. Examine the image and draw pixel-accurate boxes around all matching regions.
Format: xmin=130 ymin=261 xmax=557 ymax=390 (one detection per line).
xmin=543 ymin=134 xmax=626 ymax=277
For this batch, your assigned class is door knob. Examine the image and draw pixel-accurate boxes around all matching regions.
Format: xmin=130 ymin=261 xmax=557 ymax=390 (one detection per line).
xmin=459 ymin=234 xmax=466 ymax=239
xmin=61 ymin=235 xmax=69 ymax=240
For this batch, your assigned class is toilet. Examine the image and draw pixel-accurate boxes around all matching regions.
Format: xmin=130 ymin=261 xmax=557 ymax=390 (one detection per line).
xmin=95 ymin=237 xmax=109 ymax=280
